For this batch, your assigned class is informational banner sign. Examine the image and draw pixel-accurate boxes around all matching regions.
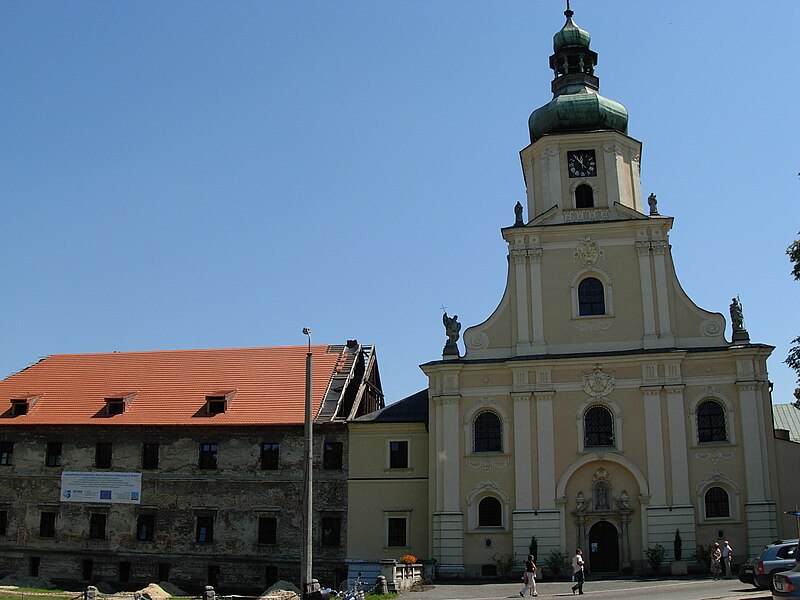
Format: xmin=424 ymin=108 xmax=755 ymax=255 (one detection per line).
xmin=60 ymin=471 xmax=142 ymax=504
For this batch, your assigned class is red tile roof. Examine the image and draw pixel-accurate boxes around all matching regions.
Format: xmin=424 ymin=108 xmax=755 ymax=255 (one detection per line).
xmin=0 ymin=346 xmax=347 ymax=426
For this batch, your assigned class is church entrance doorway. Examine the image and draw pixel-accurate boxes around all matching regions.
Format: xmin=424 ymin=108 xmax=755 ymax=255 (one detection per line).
xmin=588 ymin=520 xmax=619 ymax=573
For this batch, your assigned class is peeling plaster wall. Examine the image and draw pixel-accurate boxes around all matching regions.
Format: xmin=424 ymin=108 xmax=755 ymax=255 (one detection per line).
xmin=0 ymin=424 xmax=349 ymax=592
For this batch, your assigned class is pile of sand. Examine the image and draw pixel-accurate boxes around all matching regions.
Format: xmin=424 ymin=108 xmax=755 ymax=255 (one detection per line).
xmin=134 ymin=583 xmax=172 ymax=600
xmin=156 ymin=582 xmax=186 ymax=596
xmin=258 ymin=580 xmax=300 ymax=600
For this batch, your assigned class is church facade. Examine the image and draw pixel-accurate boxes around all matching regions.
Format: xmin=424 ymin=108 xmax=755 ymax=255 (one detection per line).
xmin=417 ymin=7 xmax=784 ymax=577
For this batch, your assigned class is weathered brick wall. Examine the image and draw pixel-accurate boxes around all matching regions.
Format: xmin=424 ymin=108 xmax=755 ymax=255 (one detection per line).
xmin=0 ymin=423 xmax=348 ymax=592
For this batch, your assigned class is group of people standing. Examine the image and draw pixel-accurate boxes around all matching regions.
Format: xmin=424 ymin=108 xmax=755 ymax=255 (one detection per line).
xmin=710 ymin=540 xmax=734 ymax=580
xmin=518 ymin=549 xmax=585 ymax=597
xmin=518 ymin=540 xmax=732 ymax=595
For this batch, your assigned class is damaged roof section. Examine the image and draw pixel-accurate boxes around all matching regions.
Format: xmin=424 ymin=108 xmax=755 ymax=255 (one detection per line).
xmin=0 ymin=341 xmax=383 ymax=426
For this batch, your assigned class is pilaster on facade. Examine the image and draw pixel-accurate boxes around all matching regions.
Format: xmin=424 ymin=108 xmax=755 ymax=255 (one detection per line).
xmin=650 ymin=239 xmax=675 ymax=346
xmin=511 ymin=248 xmax=532 ymax=348
xmin=736 ymin=380 xmax=769 ymax=502
xmin=641 ymin=386 xmax=666 ymax=506
xmin=664 ymin=384 xmax=690 ymax=504
xmin=601 ymin=142 xmax=622 ymax=207
xmin=636 ymin=240 xmax=657 ymax=343
xmin=744 ymin=502 xmax=778 ymax=558
xmin=513 ymin=393 xmax=534 ymax=510
xmin=528 ymin=247 xmax=546 ymax=348
xmin=432 ymin=512 xmax=466 ymax=578
xmin=534 ymin=390 xmax=556 ymax=510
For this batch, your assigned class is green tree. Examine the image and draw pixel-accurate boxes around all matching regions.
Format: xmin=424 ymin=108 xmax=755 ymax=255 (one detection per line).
xmin=787 ymin=230 xmax=800 ymax=405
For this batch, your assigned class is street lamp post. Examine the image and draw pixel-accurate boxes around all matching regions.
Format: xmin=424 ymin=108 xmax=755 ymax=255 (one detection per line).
xmin=301 ymin=327 xmax=314 ymax=599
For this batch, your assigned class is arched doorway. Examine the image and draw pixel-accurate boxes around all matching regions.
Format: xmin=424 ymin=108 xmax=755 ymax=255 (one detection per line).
xmin=588 ymin=520 xmax=619 ymax=573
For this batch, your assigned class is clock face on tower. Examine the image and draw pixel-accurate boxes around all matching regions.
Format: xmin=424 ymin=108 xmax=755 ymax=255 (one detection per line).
xmin=567 ymin=149 xmax=597 ymax=178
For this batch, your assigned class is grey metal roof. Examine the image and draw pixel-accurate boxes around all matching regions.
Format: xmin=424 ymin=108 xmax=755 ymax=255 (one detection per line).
xmin=773 ymin=404 xmax=800 ymax=443
xmin=352 ymin=389 xmax=428 ymax=424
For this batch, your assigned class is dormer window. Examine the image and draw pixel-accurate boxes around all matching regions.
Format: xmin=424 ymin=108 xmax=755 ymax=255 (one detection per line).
xmin=106 ymin=399 xmax=124 ymax=415
xmin=206 ymin=396 xmax=227 ymax=415
xmin=11 ymin=400 xmax=28 ymax=416
xmin=103 ymin=393 xmax=135 ymax=416
xmin=9 ymin=395 xmax=40 ymax=417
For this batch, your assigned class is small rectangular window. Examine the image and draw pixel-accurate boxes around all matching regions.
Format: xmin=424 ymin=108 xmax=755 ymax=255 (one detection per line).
xmin=158 ymin=563 xmax=171 ymax=582
xmin=45 ymin=442 xmax=62 ymax=467
xmin=196 ymin=515 xmax=214 ymax=543
xmin=206 ymin=396 xmax=226 ymax=414
xmin=261 ymin=443 xmax=279 ymax=470
xmin=95 ymin=442 xmax=112 ymax=468
xmin=265 ymin=565 xmax=278 ymax=587
xmin=89 ymin=513 xmax=107 ymax=539
xmin=39 ymin=512 xmax=56 ymax=537
xmin=136 ymin=514 xmax=155 ymax=541
xmin=118 ymin=561 xmax=131 ymax=583
xmin=0 ymin=510 xmax=8 ymax=536
xmin=323 ymin=442 xmax=343 ymax=470
xmin=142 ymin=443 xmax=159 ymax=470
xmin=199 ymin=443 xmax=218 ymax=469
xmin=258 ymin=516 xmax=277 ymax=544
xmin=82 ymin=559 xmax=93 ymax=581
xmin=11 ymin=401 xmax=28 ymax=416
xmin=105 ymin=399 xmax=124 ymax=415
xmin=387 ymin=517 xmax=407 ymax=547
xmin=389 ymin=441 xmax=409 ymax=469
xmin=321 ymin=516 xmax=341 ymax=547
xmin=208 ymin=565 xmax=220 ymax=588
xmin=29 ymin=556 xmax=40 ymax=577
xmin=0 ymin=441 xmax=14 ymax=466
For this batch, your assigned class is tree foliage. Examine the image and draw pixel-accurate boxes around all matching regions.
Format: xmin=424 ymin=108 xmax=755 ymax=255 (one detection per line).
xmin=788 ymin=230 xmax=800 ymax=405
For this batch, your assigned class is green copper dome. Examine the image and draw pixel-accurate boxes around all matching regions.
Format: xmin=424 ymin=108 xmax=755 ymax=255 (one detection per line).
xmin=528 ymin=6 xmax=629 ymax=143
xmin=553 ymin=14 xmax=590 ymax=51
xmin=529 ymin=92 xmax=628 ymax=142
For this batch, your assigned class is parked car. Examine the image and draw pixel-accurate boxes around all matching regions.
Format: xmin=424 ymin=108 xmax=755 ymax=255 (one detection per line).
xmin=749 ymin=539 xmax=799 ymax=590
xmin=772 ymin=563 xmax=800 ymax=598
xmin=739 ymin=561 xmax=756 ymax=586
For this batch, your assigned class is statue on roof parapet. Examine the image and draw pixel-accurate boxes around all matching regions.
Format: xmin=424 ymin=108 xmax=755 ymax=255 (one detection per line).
xmin=443 ymin=312 xmax=461 ymax=357
xmin=730 ymin=296 xmax=750 ymax=344
xmin=514 ymin=201 xmax=524 ymax=226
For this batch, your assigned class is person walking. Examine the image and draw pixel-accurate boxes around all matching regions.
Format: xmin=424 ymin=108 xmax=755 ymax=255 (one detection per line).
xmin=519 ymin=554 xmax=537 ymax=597
xmin=571 ymin=548 xmax=585 ymax=595
xmin=722 ymin=541 xmax=734 ymax=579
xmin=710 ymin=542 xmax=722 ymax=580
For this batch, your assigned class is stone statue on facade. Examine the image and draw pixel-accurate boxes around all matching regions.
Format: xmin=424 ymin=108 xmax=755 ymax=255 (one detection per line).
xmin=442 ymin=312 xmax=461 ymax=356
xmin=648 ymin=192 xmax=659 ymax=216
xmin=514 ymin=201 xmax=524 ymax=226
xmin=729 ymin=296 xmax=750 ymax=343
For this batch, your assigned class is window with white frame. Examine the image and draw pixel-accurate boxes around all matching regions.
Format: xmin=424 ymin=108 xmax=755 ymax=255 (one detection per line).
xmin=697 ymin=400 xmax=727 ymax=443
xmin=478 ymin=496 xmax=502 ymax=527
xmin=584 ymin=405 xmax=614 ymax=447
xmin=389 ymin=440 xmax=409 ymax=469
xmin=473 ymin=411 xmax=502 ymax=452
xmin=704 ymin=486 xmax=730 ymax=518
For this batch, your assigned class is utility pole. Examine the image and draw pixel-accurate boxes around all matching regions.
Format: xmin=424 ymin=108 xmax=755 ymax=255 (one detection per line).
xmin=301 ymin=327 xmax=314 ymax=599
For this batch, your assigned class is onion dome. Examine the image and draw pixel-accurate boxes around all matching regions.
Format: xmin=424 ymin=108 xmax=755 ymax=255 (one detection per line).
xmin=529 ymin=4 xmax=628 ymax=143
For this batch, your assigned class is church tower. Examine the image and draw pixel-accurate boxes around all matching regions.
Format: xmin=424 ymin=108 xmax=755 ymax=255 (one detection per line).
xmin=422 ymin=5 xmax=779 ymax=577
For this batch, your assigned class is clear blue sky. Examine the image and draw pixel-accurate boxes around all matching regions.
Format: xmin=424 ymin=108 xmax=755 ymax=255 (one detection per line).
xmin=1 ymin=1 xmax=798 ymax=404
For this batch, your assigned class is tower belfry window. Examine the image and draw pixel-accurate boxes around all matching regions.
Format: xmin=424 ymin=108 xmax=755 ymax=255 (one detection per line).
xmin=575 ymin=184 xmax=594 ymax=208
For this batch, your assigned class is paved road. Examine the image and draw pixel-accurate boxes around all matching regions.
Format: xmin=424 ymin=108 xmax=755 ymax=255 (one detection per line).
xmin=405 ymin=578 xmax=771 ymax=600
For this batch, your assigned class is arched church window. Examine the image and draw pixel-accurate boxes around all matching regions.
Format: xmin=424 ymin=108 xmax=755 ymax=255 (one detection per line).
xmin=474 ymin=411 xmax=502 ymax=452
xmin=575 ymin=184 xmax=594 ymax=208
xmin=578 ymin=277 xmax=605 ymax=316
xmin=478 ymin=496 xmax=502 ymax=527
xmin=593 ymin=480 xmax=611 ymax=510
xmin=697 ymin=400 xmax=727 ymax=443
xmin=584 ymin=405 xmax=614 ymax=447
xmin=704 ymin=486 xmax=730 ymax=518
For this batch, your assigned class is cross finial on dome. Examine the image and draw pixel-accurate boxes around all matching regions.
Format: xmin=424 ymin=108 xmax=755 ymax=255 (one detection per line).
xmin=565 ymin=0 xmax=573 ymax=18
